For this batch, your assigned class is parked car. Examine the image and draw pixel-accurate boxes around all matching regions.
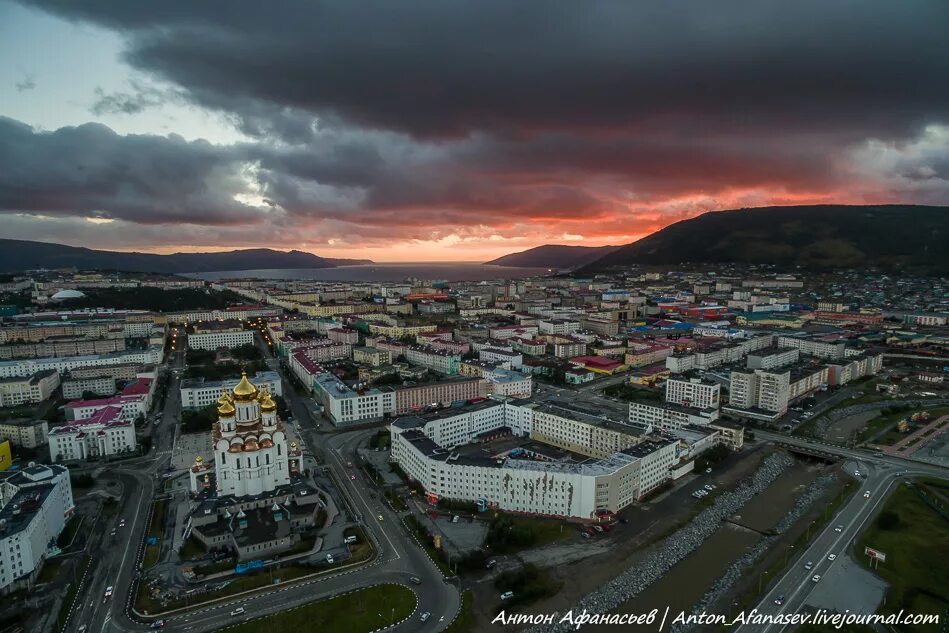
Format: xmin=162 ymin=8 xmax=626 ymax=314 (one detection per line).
xmin=500 ymin=591 xmax=514 ymax=601
xmin=704 ymin=484 xmax=713 ymax=491
xmin=326 ymin=554 xmax=334 ymax=564
xmin=485 ymin=559 xmax=498 ymax=569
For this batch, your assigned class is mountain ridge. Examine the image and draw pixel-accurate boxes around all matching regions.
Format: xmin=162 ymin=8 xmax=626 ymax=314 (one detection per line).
xmin=0 ymin=239 xmax=373 ymax=274
xmin=578 ymin=204 xmax=948 ymax=273
xmin=485 ymin=244 xmax=620 ymax=269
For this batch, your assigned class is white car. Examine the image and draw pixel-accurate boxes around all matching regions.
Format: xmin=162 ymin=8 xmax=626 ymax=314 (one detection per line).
xmin=804 ymin=561 xmax=813 ymax=570
xmin=104 ymin=586 xmax=114 ymax=598
xmin=811 ymin=575 xmax=821 ymax=583
xmin=828 ymin=554 xmax=837 ymax=561
xmin=704 ymin=484 xmax=714 ymax=491
xmin=864 ymin=490 xmax=871 ymax=498
xmin=420 ymin=612 xmax=431 ymax=622
xmin=230 ymin=607 xmax=245 ymax=616
xmin=834 ymin=525 xmax=843 ymax=532
xmin=500 ymin=591 xmax=514 ymax=601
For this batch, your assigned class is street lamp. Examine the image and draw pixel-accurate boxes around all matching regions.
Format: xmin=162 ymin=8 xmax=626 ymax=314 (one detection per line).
xmin=785 ymin=545 xmax=795 ymax=566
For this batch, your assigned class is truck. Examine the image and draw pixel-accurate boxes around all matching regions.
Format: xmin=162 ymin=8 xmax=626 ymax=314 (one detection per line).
xmin=344 ymin=535 xmax=358 ymax=544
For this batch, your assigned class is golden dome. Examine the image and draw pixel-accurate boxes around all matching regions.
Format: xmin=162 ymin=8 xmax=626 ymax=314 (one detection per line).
xmin=232 ymin=371 xmax=258 ymax=402
xmin=244 ymin=438 xmax=259 ymax=451
xmin=228 ymin=442 xmax=243 ymax=453
xmin=260 ymin=438 xmax=274 ymax=448
xmin=260 ymin=392 xmax=277 ymax=412
xmin=217 ymin=390 xmax=232 ymax=406
xmin=194 ymin=455 xmax=203 ymax=464
xmin=218 ymin=399 xmax=236 ymax=417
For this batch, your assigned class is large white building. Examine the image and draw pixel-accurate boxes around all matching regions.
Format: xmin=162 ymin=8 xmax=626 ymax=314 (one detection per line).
xmin=406 ymin=345 xmax=461 ymax=375
xmin=0 ymin=370 xmax=60 ymax=407
xmin=188 ymin=373 xmax=302 ymax=498
xmin=628 ymin=401 xmax=720 ymax=431
xmin=49 ymin=405 xmax=137 ymax=461
xmin=180 ymin=371 xmax=282 ymax=409
xmin=0 ymin=464 xmax=75 ymax=593
xmin=725 ymin=363 xmax=830 ymax=421
xmin=313 ymin=373 xmax=395 ymax=426
xmin=186 ymin=329 xmax=254 ymax=351
xmin=776 ymin=336 xmax=847 ymax=360
xmin=390 ymin=400 xmax=679 ymax=519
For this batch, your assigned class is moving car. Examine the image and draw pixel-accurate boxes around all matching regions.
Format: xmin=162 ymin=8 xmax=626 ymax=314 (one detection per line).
xmin=774 ymin=596 xmax=785 ymax=606
xmin=500 ymin=591 xmax=515 ymax=601
xmin=410 ymin=576 xmax=422 ymax=585
xmin=420 ymin=612 xmax=431 ymax=622
xmin=104 ymin=586 xmax=114 ymax=598
xmin=377 ymin=514 xmax=384 ymax=521
xmin=230 ymin=607 xmax=245 ymax=616
xmin=326 ymin=554 xmax=334 ymax=564
xmin=834 ymin=525 xmax=843 ymax=532
xmin=864 ymin=490 xmax=871 ymax=498
xmin=828 ymin=554 xmax=837 ymax=561
xmin=811 ymin=575 xmax=821 ymax=583
xmin=804 ymin=561 xmax=813 ymax=570
xmin=149 ymin=621 xmax=166 ymax=629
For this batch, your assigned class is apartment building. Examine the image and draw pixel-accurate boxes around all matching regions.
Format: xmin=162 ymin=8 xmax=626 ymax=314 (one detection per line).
xmin=405 ymin=345 xmax=461 ymax=376
xmin=186 ymin=329 xmax=254 ymax=351
xmin=624 ymin=343 xmax=673 ymax=368
xmin=0 ymin=370 xmax=60 ymax=407
xmin=746 ymin=348 xmax=800 ymax=370
xmin=776 ymin=335 xmax=847 ymax=360
xmin=478 ymin=347 xmax=523 ymax=370
xmin=0 ymin=419 xmax=49 ymax=449
xmin=353 ymin=346 xmax=392 ymax=367
xmin=61 ymin=375 xmax=117 ymax=400
xmin=538 ymin=319 xmax=581 ymax=335
xmin=664 ymin=376 xmax=721 ymax=409
xmin=725 ymin=363 xmax=829 ymax=421
xmin=628 ymin=401 xmax=720 ymax=431
xmin=0 ymin=464 xmax=75 ymax=593
xmin=313 ymin=373 xmax=395 ymax=426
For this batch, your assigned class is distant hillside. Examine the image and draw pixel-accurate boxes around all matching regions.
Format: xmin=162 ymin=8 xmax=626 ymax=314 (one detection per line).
xmin=579 ymin=205 xmax=948 ymax=272
xmin=486 ymin=244 xmax=620 ymax=269
xmin=0 ymin=239 xmax=373 ymax=273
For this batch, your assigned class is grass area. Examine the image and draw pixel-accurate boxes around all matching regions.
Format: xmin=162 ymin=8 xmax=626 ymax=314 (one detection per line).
xmin=37 ymin=557 xmax=65 ymax=584
xmin=56 ymin=555 xmax=90 ymax=632
xmin=137 ymin=564 xmax=320 ymax=614
xmin=494 ymin=563 xmax=562 ymax=608
xmin=142 ymin=498 xmax=167 ymax=569
xmin=178 ymin=536 xmax=207 ymax=561
xmin=868 ymin=406 xmax=949 ymax=447
xmin=854 ymin=480 xmax=949 ymax=633
xmin=227 ymin=584 xmax=415 ymax=633
xmin=443 ymin=590 xmax=474 ymax=633
xmin=484 ymin=514 xmax=571 ymax=554
xmin=385 ymin=489 xmax=407 ymax=511
xmin=56 ymin=515 xmax=81 ymax=548
xmin=143 ymin=545 xmax=161 ymax=569
xmin=344 ymin=526 xmax=374 ymax=563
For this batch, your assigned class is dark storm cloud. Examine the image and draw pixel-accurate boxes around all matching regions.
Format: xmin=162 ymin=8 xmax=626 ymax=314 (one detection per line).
xmin=0 ymin=116 xmax=263 ymax=224
xmin=21 ymin=0 xmax=949 ymax=140
xmin=6 ymin=0 xmax=949 ymax=249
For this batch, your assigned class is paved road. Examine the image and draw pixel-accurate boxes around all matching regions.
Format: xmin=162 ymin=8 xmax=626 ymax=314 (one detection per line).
xmin=68 ymin=343 xmax=459 ymax=633
xmin=736 ymin=432 xmax=947 ymax=633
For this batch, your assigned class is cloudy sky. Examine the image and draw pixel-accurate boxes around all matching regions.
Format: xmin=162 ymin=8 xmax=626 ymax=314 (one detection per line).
xmin=0 ymin=1 xmax=947 ymax=262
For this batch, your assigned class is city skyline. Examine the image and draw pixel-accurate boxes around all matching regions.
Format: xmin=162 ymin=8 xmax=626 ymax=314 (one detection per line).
xmin=1 ymin=1 xmax=947 ymax=262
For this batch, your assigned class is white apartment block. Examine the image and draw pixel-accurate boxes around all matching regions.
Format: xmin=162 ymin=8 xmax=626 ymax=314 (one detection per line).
xmin=406 ymin=345 xmax=460 ymax=375
xmin=479 ymin=347 xmax=523 ymax=370
xmin=186 ymin=329 xmax=254 ymax=351
xmin=664 ymin=377 xmax=721 ymax=409
xmin=61 ymin=376 xmax=116 ymax=401
xmin=180 ymin=371 xmax=283 ymax=409
xmin=538 ymin=319 xmax=581 ymax=335
xmin=0 ymin=347 xmax=163 ymax=379
xmin=665 ymin=335 xmax=773 ymax=373
xmin=746 ymin=348 xmax=799 ymax=370
xmin=776 ymin=336 xmax=847 ymax=361
xmin=0 ymin=370 xmax=60 ymax=407
xmin=826 ymin=353 xmax=884 ymax=386
xmin=628 ymin=401 xmax=720 ymax=431
xmin=314 ymin=373 xmax=395 ymax=426
xmin=0 ymin=419 xmax=49 ymax=449
xmin=725 ymin=364 xmax=829 ymax=421
xmin=0 ymin=465 xmax=75 ymax=593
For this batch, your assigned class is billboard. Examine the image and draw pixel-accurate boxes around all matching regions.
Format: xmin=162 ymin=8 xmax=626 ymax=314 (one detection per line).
xmin=864 ymin=546 xmax=887 ymax=562
xmin=0 ymin=440 xmax=11 ymax=472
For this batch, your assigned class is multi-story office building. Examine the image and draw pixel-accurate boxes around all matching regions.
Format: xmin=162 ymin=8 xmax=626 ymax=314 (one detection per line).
xmin=628 ymin=401 xmax=720 ymax=430
xmin=0 ymin=464 xmax=75 ymax=593
xmin=49 ymin=406 xmax=137 ymax=461
xmin=313 ymin=373 xmax=395 ymax=426
xmin=538 ymin=319 xmax=581 ymax=335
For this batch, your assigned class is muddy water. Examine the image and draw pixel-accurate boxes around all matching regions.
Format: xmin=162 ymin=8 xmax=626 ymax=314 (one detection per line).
xmin=590 ymin=461 xmax=822 ymax=630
